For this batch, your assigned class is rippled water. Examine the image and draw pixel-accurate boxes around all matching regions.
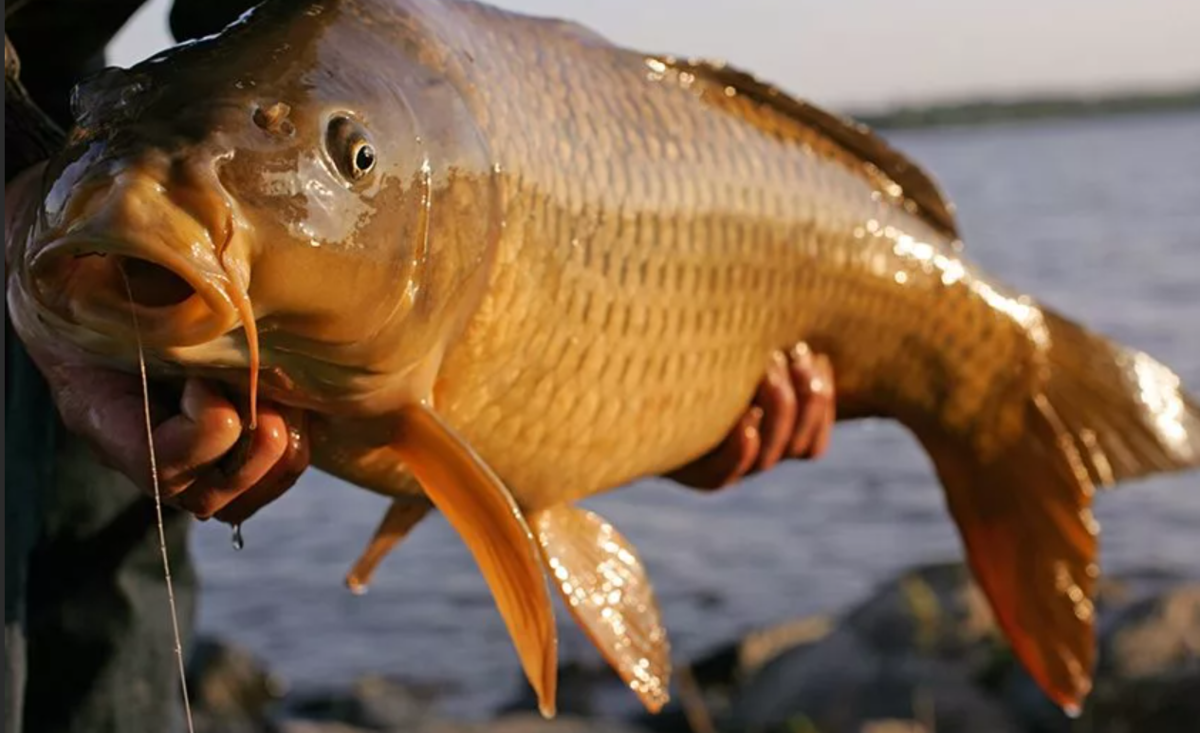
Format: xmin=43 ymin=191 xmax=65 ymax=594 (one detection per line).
xmin=190 ymin=111 xmax=1200 ymax=718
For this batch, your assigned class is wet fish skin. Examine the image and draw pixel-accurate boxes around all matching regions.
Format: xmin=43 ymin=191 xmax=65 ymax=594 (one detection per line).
xmin=427 ymin=5 xmax=1022 ymax=510
xmin=408 ymin=6 xmax=1200 ymax=709
xmin=7 ymin=0 xmax=1200 ymax=718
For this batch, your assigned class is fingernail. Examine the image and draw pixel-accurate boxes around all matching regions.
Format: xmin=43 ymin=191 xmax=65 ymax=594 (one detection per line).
xmin=745 ymin=406 xmax=764 ymax=437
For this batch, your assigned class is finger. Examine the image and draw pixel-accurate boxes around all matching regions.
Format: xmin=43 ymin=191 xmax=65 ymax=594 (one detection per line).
xmin=786 ymin=345 xmax=822 ymax=458
xmin=668 ymin=406 xmax=764 ymax=491
xmin=753 ymin=350 xmax=799 ymax=472
xmin=804 ymin=354 xmax=837 ymax=459
xmin=215 ymin=409 xmax=310 ymax=526
xmin=173 ymin=407 xmax=290 ymax=519
xmin=36 ymin=366 xmax=213 ymax=496
xmin=152 ymin=379 xmax=245 ymax=494
xmin=789 ymin=350 xmax=835 ymax=459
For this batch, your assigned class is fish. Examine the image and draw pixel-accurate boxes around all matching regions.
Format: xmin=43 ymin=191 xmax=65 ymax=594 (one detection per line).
xmin=6 ymin=0 xmax=1199 ymax=719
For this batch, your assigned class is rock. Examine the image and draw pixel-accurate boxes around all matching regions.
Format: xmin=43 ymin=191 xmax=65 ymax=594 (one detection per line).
xmin=282 ymin=674 xmax=432 ymax=731
xmin=996 ymin=582 xmax=1200 ymax=733
xmin=498 ymin=660 xmax=621 ymax=717
xmin=187 ymin=636 xmax=286 ymax=733
xmin=481 ymin=714 xmax=649 ymax=733
xmin=417 ymin=714 xmax=648 ymax=733
xmin=691 ymin=614 xmax=836 ymax=689
xmin=859 ymin=722 xmax=930 ymax=733
xmin=842 ymin=563 xmax=998 ymax=664
xmin=1083 ymin=669 xmax=1200 ymax=733
xmin=726 ymin=628 xmax=1021 ymax=733
xmin=1075 ymin=584 xmax=1200 ymax=732
xmin=276 ymin=723 xmax=375 ymax=733
xmin=1097 ymin=583 xmax=1200 ymax=681
xmin=638 ymin=615 xmax=834 ymax=732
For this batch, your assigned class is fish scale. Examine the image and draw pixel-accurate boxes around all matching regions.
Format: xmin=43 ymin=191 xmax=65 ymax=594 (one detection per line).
xmin=435 ymin=6 xmax=981 ymax=505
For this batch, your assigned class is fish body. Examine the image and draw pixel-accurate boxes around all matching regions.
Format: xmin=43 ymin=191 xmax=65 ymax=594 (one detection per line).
xmin=417 ymin=5 xmax=1022 ymax=511
xmin=7 ymin=0 xmax=1199 ymax=718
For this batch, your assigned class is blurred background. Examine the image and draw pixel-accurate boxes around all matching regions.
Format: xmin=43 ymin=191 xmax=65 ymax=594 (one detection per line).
xmin=101 ymin=1 xmax=1199 ymax=730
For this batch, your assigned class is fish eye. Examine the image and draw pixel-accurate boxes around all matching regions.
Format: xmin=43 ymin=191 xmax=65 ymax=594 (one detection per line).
xmin=325 ymin=116 xmax=376 ymax=182
xmin=352 ymin=141 xmax=376 ymax=175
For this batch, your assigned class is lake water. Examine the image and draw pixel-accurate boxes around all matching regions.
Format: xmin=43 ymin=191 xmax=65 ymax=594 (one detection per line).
xmin=189 ymin=111 xmax=1200 ymax=718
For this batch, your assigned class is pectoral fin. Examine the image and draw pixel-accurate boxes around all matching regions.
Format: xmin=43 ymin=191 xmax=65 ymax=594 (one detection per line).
xmin=392 ymin=404 xmax=558 ymax=718
xmin=532 ymin=505 xmax=671 ymax=713
xmin=346 ymin=493 xmax=431 ymax=594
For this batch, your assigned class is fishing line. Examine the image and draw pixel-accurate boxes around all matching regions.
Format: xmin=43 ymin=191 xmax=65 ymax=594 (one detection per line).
xmin=120 ymin=267 xmax=197 ymax=733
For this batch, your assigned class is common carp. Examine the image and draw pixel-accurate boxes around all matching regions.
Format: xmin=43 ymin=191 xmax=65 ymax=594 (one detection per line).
xmin=7 ymin=0 xmax=1199 ymax=718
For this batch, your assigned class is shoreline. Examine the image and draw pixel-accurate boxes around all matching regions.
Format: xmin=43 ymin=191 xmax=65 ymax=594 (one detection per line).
xmin=848 ymin=87 xmax=1200 ymax=131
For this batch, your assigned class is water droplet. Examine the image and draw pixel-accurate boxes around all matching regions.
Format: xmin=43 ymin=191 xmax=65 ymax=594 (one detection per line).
xmin=232 ymin=524 xmax=245 ymax=551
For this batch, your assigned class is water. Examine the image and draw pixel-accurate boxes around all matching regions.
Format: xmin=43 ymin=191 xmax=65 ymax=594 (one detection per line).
xmin=189 ymin=111 xmax=1200 ymax=718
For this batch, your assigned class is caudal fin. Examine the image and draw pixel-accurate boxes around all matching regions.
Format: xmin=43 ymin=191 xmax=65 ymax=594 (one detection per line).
xmin=1040 ymin=309 xmax=1200 ymax=485
xmin=914 ymin=311 xmax=1200 ymax=714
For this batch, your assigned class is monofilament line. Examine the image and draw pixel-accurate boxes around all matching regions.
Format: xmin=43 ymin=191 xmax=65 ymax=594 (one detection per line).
xmin=121 ymin=268 xmax=196 ymax=733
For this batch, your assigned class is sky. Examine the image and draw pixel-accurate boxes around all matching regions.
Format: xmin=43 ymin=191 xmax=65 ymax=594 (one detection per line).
xmin=111 ymin=0 xmax=1200 ymax=111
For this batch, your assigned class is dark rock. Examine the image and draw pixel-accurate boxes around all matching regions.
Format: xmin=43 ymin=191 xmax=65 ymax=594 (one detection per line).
xmin=479 ymin=714 xmax=649 ymax=733
xmin=995 ymin=582 xmax=1200 ymax=733
xmin=1097 ymin=583 xmax=1200 ymax=681
xmin=1077 ymin=584 xmax=1200 ymax=732
xmin=282 ymin=674 xmax=432 ymax=731
xmin=499 ymin=659 xmax=629 ymax=718
xmin=842 ymin=563 xmax=998 ymax=664
xmin=727 ymin=627 xmax=1021 ymax=733
xmin=187 ymin=636 xmax=286 ymax=733
xmin=995 ymin=663 xmax=1072 ymax=733
xmin=417 ymin=714 xmax=648 ymax=733
xmin=639 ymin=615 xmax=834 ymax=731
xmin=1083 ymin=669 xmax=1200 ymax=733
xmin=692 ymin=615 xmax=836 ymax=690
xmin=275 ymin=723 xmax=375 ymax=733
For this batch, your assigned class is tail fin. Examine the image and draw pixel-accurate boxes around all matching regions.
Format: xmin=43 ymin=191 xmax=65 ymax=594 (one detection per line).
xmin=913 ymin=311 xmax=1200 ymax=714
xmin=1040 ymin=309 xmax=1200 ymax=485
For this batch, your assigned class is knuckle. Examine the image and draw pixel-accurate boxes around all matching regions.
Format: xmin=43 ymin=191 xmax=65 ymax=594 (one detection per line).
xmin=185 ymin=490 xmax=230 ymax=520
xmin=199 ymin=410 xmax=242 ymax=438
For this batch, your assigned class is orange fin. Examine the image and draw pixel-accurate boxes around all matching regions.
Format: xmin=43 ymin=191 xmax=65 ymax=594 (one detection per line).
xmin=532 ymin=505 xmax=672 ymax=713
xmin=1039 ymin=309 xmax=1200 ymax=486
xmin=345 ymin=495 xmax=431 ymax=595
xmin=914 ymin=307 xmax=1200 ymax=714
xmin=393 ymin=404 xmax=558 ymax=718
xmin=916 ymin=394 xmax=1098 ymax=715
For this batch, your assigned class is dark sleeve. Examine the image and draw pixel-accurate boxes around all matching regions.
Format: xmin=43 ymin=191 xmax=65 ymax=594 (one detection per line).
xmin=169 ymin=0 xmax=262 ymax=42
xmin=4 ymin=34 xmax=64 ymax=183
xmin=4 ymin=0 xmax=148 ymax=127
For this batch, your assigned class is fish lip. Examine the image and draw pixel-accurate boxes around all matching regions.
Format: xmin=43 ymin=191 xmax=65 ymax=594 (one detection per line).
xmin=28 ymin=234 xmax=243 ymax=348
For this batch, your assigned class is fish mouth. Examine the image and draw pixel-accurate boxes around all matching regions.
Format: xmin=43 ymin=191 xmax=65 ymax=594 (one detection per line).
xmin=29 ymin=236 xmax=242 ymax=349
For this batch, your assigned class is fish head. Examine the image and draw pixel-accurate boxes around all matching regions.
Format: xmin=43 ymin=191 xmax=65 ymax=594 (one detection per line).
xmin=9 ymin=0 xmax=499 ymax=414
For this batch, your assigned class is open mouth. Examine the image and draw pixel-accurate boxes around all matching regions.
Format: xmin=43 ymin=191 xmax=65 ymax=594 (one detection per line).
xmin=120 ymin=256 xmax=199 ymax=307
xmin=29 ymin=238 xmax=237 ymax=348
xmin=29 ymin=236 xmax=264 ymax=426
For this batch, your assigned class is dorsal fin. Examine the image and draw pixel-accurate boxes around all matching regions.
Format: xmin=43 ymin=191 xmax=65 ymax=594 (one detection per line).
xmin=654 ymin=56 xmax=961 ymax=242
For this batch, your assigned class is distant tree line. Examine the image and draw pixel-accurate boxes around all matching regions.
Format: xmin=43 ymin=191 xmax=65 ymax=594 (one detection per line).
xmin=852 ymin=86 xmax=1200 ymax=130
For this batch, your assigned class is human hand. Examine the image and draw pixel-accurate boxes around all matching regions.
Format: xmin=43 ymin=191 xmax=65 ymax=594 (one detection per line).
xmin=7 ymin=163 xmax=310 ymax=524
xmin=667 ymin=345 xmax=835 ymax=491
